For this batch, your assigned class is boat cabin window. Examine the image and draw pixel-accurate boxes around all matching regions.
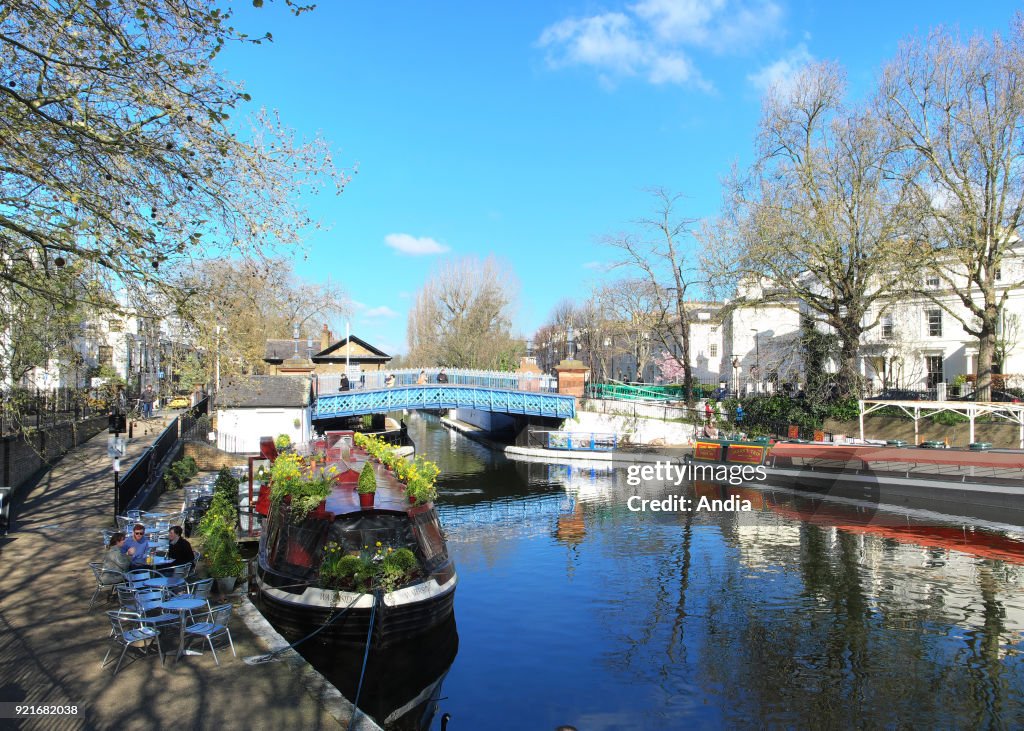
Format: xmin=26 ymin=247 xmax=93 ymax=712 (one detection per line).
xmin=411 ymin=510 xmax=449 ymax=569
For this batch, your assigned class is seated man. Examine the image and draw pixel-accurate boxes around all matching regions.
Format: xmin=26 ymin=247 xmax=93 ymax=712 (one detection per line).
xmin=123 ymin=523 xmax=151 ymax=568
xmin=167 ymin=525 xmax=195 ymax=566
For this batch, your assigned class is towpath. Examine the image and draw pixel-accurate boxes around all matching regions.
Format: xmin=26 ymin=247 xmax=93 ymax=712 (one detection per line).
xmin=0 ymin=414 xmax=354 ymax=731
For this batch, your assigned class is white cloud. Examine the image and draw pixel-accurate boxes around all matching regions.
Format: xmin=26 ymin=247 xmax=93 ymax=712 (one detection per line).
xmin=539 ymin=13 xmax=646 ymax=76
xmin=384 ymin=233 xmax=450 ymax=255
xmin=363 ymin=306 xmax=399 ymax=319
xmin=582 ymin=260 xmax=609 ymax=271
xmin=538 ymin=0 xmax=782 ymax=89
xmin=748 ymin=43 xmax=814 ymax=94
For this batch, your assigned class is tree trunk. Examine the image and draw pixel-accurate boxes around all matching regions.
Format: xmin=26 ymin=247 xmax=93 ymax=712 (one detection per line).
xmin=976 ymin=315 xmax=997 ymax=402
xmin=836 ymin=333 xmax=861 ymax=401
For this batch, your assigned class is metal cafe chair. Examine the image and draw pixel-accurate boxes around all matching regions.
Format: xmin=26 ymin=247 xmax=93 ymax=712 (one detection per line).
xmin=186 ymin=578 xmax=214 ymax=615
xmin=184 ymin=604 xmax=236 ymax=666
xmin=125 ymin=569 xmax=160 ymax=589
xmin=102 ymin=611 xmax=163 ymax=674
xmin=88 ymin=562 xmax=126 ymax=609
xmin=180 ymin=551 xmax=203 ymax=581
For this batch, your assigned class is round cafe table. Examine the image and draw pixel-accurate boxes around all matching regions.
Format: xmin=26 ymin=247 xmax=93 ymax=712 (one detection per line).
xmin=158 ymin=597 xmax=207 ymax=661
xmin=142 ymin=576 xmax=185 ymax=590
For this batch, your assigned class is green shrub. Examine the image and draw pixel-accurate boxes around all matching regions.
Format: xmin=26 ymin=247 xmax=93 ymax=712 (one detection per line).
xmin=931 ymin=411 xmax=969 ymax=426
xmin=357 ymin=463 xmax=377 ymax=495
xmin=275 ymin=433 xmax=292 ymax=450
xmin=382 ymin=547 xmax=417 ymax=573
xmin=319 ymin=542 xmax=420 ymax=593
xmin=213 ymin=466 xmax=240 ymax=510
xmin=164 ymin=456 xmax=199 ymax=491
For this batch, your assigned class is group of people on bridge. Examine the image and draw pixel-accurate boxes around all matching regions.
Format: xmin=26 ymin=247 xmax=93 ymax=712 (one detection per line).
xmin=337 ymin=368 xmax=449 ymax=392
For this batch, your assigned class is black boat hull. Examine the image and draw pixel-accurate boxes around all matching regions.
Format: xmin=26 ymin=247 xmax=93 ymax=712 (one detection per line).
xmin=255 ymin=564 xmax=457 ymax=647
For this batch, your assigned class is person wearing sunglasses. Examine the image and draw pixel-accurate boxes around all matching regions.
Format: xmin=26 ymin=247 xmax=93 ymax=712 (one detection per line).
xmin=123 ymin=523 xmax=151 ymax=568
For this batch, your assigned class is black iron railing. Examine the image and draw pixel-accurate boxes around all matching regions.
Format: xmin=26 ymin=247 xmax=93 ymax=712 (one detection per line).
xmin=0 ymin=387 xmax=100 ymax=436
xmin=180 ymin=396 xmax=210 ymax=440
xmin=116 ymin=416 xmax=180 ymax=514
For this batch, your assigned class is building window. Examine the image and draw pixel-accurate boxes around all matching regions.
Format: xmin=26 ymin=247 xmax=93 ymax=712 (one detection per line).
xmin=709 ymin=344 xmax=718 ymax=357
xmin=926 ymin=309 xmax=942 ymax=337
xmin=925 ymin=275 xmax=940 ymax=289
xmin=881 ymin=315 xmax=893 ymax=339
xmin=98 ymin=346 xmax=113 ymax=367
xmin=925 ymin=355 xmax=943 ymax=388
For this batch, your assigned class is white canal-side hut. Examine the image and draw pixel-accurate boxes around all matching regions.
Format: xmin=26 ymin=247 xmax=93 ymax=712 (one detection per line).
xmin=215 ymin=375 xmax=312 ymax=453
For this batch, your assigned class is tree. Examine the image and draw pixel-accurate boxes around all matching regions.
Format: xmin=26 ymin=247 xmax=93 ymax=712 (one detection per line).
xmin=605 ymin=188 xmax=704 ymax=401
xmin=707 ymin=63 xmax=917 ymax=400
xmin=406 ymin=256 xmax=522 ymax=370
xmin=594 ymin=278 xmax=663 ymax=383
xmin=877 ymin=20 xmax=1024 ymax=400
xmin=173 ymin=257 xmax=349 ymax=379
xmin=0 ymin=1 xmax=347 ymax=385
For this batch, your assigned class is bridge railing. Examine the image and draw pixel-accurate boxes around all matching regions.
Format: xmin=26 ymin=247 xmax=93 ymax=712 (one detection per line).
xmin=536 ymin=431 xmax=618 ymax=452
xmin=316 ymin=368 xmax=558 ymax=394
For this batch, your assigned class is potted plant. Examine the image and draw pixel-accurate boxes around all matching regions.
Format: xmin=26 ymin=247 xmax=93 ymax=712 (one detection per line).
xmin=357 ymin=462 xmax=376 ymax=508
xmin=204 ymin=518 xmax=245 ymax=593
xmin=199 ymin=493 xmax=244 ymax=593
xmin=275 ymin=433 xmax=292 ymax=452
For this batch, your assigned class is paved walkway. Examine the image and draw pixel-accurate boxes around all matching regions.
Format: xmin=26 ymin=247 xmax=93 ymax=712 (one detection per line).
xmin=0 ymin=415 xmax=348 ymax=731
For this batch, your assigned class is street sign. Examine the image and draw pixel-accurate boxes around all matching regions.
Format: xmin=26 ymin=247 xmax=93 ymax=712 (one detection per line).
xmin=112 ymin=458 xmax=120 ymax=472
xmin=107 ymin=436 xmax=125 ymax=459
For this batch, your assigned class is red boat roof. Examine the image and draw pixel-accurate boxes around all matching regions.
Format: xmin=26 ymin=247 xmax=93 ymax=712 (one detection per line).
xmin=769 ymin=443 xmax=1024 ymax=470
xmin=320 ymin=451 xmax=414 ymax=515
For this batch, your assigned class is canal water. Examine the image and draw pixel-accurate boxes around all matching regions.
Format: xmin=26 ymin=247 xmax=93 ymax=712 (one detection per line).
xmin=305 ymin=414 xmax=1024 ymax=730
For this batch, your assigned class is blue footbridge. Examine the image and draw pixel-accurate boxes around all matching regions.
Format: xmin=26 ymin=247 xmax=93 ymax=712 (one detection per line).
xmin=313 ymin=369 xmax=576 ymax=422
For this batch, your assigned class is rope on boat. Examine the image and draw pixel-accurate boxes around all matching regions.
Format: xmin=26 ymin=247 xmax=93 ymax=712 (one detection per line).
xmin=242 ymin=593 xmax=363 ymax=665
xmin=350 ymin=589 xmax=381 ymax=726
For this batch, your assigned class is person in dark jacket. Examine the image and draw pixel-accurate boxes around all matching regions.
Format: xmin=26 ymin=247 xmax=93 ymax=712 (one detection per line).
xmin=436 ymin=368 xmax=449 ymax=384
xmin=167 ymin=525 xmax=195 ymax=566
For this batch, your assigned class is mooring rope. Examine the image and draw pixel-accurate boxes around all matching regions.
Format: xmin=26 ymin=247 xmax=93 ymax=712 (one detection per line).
xmin=350 ymin=589 xmax=381 ymax=725
xmin=243 ymin=592 xmax=363 ymax=665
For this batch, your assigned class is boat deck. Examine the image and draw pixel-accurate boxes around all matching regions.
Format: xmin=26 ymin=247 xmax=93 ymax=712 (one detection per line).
xmin=321 ymin=452 xmax=414 ymax=514
xmin=768 ymin=443 xmax=1024 ymax=483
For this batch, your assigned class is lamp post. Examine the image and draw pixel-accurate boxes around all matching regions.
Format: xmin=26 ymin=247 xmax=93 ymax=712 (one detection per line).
xmin=215 ymin=325 xmax=223 ymax=393
xmin=732 ymin=356 xmax=740 ymax=396
xmin=751 ymin=329 xmax=760 ymax=391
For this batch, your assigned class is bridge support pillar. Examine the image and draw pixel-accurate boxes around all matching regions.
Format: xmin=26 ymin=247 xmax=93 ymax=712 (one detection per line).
xmin=555 ymin=359 xmax=589 ymax=397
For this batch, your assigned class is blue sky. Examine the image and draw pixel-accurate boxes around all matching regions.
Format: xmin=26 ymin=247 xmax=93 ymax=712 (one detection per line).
xmin=215 ymin=1 xmax=1021 ymax=357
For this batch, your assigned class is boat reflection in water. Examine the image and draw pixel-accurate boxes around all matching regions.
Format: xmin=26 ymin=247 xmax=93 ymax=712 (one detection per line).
xmin=294 ymin=614 xmax=459 ymax=731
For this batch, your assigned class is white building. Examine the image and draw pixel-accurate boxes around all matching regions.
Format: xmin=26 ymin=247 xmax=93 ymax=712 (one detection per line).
xmin=17 ymin=301 xmax=197 ymax=395
xmin=859 ymin=261 xmax=1024 ymax=393
xmin=215 ymin=375 xmax=312 ymax=454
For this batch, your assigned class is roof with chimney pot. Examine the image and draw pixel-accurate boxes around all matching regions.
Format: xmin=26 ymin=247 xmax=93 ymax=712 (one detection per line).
xmin=264 ymin=334 xmax=391 ymax=364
